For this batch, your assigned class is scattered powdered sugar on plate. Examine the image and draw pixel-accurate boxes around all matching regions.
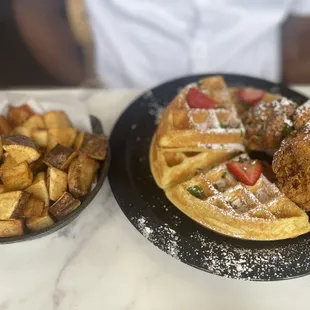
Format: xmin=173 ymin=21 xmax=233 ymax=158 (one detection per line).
xmin=143 ymin=90 xmax=165 ymax=124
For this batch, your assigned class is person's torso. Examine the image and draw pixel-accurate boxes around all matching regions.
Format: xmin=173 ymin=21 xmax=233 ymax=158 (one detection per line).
xmin=83 ymin=0 xmax=295 ymax=88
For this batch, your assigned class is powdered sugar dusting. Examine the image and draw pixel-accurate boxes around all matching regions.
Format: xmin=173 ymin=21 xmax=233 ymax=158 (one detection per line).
xmin=144 ymin=90 xmax=165 ymax=124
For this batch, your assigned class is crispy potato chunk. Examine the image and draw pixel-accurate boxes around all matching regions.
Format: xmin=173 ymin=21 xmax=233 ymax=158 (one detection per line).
xmin=46 ymin=167 xmax=67 ymax=201
xmin=8 ymin=104 xmax=34 ymax=126
xmin=10 ymin=126 xmax=31 ymax=137
xmin=25 ymin=172 xmax=49 ymax=207
xmin=1 ymin=161 xmax=33 ymax=191
xmin=0 ymin=191 xmax=30 ymax=220
xmin=26 ymin=208 xmax=54 ymax=232
xmin=68 ymin=155 xmax=99 ymax=198
xmin=0 ymin=185 xmax=5 ymax=194
xmin=0 ymin=220 xmax=24 ymax=237
xmin=21 ymin=196 xmax=44 ymax=217
xmin=44 ymin=144 xmax=77 ymax=171
xmin=75 ymin=132 xmax=108 ymax=160
xmin=49 ymin=192 xmax=81 ymax=219
xmin=31 ymin=129 xmax=48 ymax=148
xmin=47 ymin=128 xmax=76 ymax=150
xmin=23 ymin=114 xmax=45 ymax=130
xmin=0 ymin=116 xmax=12 ymax=135
xmin=43 ymin=111 xmax=71 ymax=129
xmin=2 ymin=135 xmax=41 ymax=164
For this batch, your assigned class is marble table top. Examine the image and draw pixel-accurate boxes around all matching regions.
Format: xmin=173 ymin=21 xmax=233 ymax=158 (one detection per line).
xmin=1 ymin=86 xmax=310 ymax=310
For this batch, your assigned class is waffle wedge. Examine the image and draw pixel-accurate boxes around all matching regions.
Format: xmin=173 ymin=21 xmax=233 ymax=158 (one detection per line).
xmin=166 ymin=154 xmax=310 ymax=240
xmin=156 ymin=76 xmax=245 ymax=149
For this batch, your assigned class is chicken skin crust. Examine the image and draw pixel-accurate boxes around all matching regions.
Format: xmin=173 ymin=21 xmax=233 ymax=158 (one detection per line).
xmin=273 ymin=124 xmax=310 ymax=210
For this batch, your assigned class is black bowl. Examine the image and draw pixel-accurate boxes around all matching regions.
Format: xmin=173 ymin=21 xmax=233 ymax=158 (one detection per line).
xmin=109 ymin=73 xmax=310 ymax=281
xmin=0 ymin=115 xmax=110 ymax=244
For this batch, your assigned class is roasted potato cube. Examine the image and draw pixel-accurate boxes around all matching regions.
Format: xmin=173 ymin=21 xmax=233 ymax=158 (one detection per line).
xmin=1 ymin=161 xmax=33 ymax=191
xmin=0 ymin=185 xmax=5 ymax=193
xmin=26 ymin=208 xmax=54 ymax=232
xmin=29 ymin=158 xmax=46 ymax=176
xmin=23 ymin=114 xmax=45 ymax=130
xmin=0 ymin=116 xmax=12 ymax=135
xmin=0 ymin=153 xmax=17 ymax=174
xmin=44 ymin=144 xmax=77 ymax=170
xmin=25 ymin=172 xmax=49 ymax=207
xmin=0 ymin=191 xmax=30 ymax=220
xmin=46 ymin=167 xmax=67 ymax=201
xmin=21 ymin=196 xmax=44 ymax=217
xmin=8 ymin=104 xmax=34 ymax=126
xmin=2 ymin=135 xmax=40 ymax=164
xmin=43 ymin=111 xmax=71 ymax=129
xmin=0 ymin=136 xmax=2 ymax=158
xmin=47 ymin=128 xmax=76 ymax=150
xmin=68 ymin=155 xmax=99 ymax=198
xmin=0 ymin=220 xmax=24 ymax=237
xmin=31 ymin=129 xmax=48 ymax=148
xmin=49 ymin=192 xmax=81 ymax=219
xmin=10 ymin=126 xmax=31 ymax=137
xmin=75 ymin=132 xmax=108 ymax=160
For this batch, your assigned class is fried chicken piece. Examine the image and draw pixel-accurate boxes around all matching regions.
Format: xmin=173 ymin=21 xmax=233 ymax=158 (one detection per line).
xmin=243 ymin=98 xmax=296 ymax=152
xmin=293 ymin=100 xmax=310 ymax=130
xmin=273 ymin=124 xmax=310 ymax=210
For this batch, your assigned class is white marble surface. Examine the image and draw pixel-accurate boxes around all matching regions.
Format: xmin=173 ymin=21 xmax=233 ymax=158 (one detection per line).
xmin=1 ymin=86 xmax=310 ymax=310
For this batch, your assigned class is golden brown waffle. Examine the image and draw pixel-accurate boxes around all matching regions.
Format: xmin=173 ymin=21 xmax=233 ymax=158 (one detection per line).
xmin=157 ymin=77 xmax=245 ymax=148
xmin=150 ymin=135 xmax=244 ymax=189
xmin=165 ymin=154 xmax=310 ymax=240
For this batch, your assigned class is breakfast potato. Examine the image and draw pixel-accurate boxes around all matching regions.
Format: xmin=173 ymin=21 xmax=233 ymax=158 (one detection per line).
xmin=46 ymin=167 xmax=67 ymax=201
xmin=43 ymin=111 xmax=71 ymax=129
xmin=1 ymin=161 xmax=33 ymax=191
xmin=29 ymin=158 xmax=46 ymax=176
xmin=68 ymin=155 xmax=99 ymax=198
xmin=25 ymin=172 xmax=49 ymax=207
xmin=23 ymin=114 xmax=45 ymax=130
xmin=0 ymin=153 xmax=17 ymax=173
xmin=44 ymin=144 xmax=77 ymax=171
xmin=0 ymin=185 xmax=5 ymax=194
xmin=47 ymin=128 xmax=76 ymax=150
xmin=21 ymin=196 xmax=44 ymax=218
xmin=26 ymin=207 xmax=54 ymax=232
xmin=2 ymin=135 xmax=41 ymax=164
xmin=75 ymin=132 xmax=108 ymax=160
xmin=49 ymin=192 xmax=81 ymax=219
xmin=10 ymin=126 xmax=31 ymax=137
xmin=8 ymin=104 xmax=34 ymax=126
xmin=0 ymin=136 xmax=2 ymax=158
xmin=0 ymin=116 xmax=12 ymax=135
xmin=0 ymin=191 xmax=30 ymax=220
xmin=31 ymin=129 xmax=48 ymax=148
xmin=0 ymin=219 xmax=24 ymax=237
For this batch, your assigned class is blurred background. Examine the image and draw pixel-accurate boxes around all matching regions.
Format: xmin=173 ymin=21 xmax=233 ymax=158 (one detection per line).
xmin=1 ymin=0 xmax=310 ymax=89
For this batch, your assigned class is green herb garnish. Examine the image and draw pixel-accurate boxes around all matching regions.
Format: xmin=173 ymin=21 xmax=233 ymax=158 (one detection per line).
xmin=283 ymin=123 xmax=294 ymax=137
xmin=213 ymin=184 xmax=220 ymax=191
xmin=187 ymin=185 xmax=205 ymax=198
xmin=197 ymin=80 xmax=204 ymax=88
xmin=222 ymin=172 xmax=227 ymax=179
xmin=220 ymin=122 xmax=229 ymax=129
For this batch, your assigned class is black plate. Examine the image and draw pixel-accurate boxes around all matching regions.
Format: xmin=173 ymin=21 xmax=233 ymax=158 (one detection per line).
xmin=109 ymin=73 xmax=310 ymax=281
xmin=0 ymin=115 xmax=110 ymax=244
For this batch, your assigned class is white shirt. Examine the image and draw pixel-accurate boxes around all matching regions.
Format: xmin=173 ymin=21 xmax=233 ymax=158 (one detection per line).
xmin=85 ymin=0 xmax=310 ymax=88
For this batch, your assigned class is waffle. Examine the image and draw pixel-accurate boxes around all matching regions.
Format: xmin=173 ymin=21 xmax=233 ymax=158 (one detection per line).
xmin=156 ymin=76 xmax=245 ymax=149
xmin=150 ymin=134 xmax=244 ymax=189
xmin=165 ymin=154 xmax=310 ymax=240
xmin=150 ymin=75 xmax=310 ymax=240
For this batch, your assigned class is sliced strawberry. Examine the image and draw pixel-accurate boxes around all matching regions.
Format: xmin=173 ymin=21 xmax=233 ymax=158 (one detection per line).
xmin=226 ymin=160 xmax=262 ymax=186
xmin=186 ymin=88 xmax=219 ymax=109
xmin=238 ymin=88 xmax=264 ymax=105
